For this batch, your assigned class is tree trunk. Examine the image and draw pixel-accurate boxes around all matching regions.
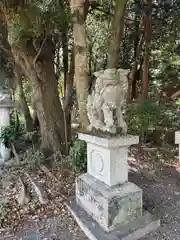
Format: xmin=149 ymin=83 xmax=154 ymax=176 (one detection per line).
xmin=12 ymin=42 xmax=67 ymax=155
xmin=142 ymin=46 xmax=150 ymax=99
xmin=0 ymin=10 xmax=14 ymax=88
xmin=30 ymin=59 xmax=67 ymax=154
xmin=64 ymin=47 xmax=75 ymax=145
xmin=129 ymin=11 xmax=144 ymax=101
xmin=71 ymin=0 xmax=90 ymax=129
xmin=14 ymin=65 xmax=33 ymax=132
xmin=107 ymin=0 xmax=128 ymax=69
xmin=142 ymin=0 xmax=153 ymax=100
xmin=2 ymin=4 xmax=68 ymax=155
xmin=62 ymin=28 xmax=68 ymax=90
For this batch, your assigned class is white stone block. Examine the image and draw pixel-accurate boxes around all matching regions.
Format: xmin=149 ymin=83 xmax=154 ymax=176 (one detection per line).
xmin=175 ymin=131 xmax=180 ymax=162
xmin=78 ymin=133 xmax=139 ymax=186
xmin=0 ymin=108 xmax=10 ymax=128
xmin=0 ymin=107 xmax=11 ymax=162
xmin=175 ymin=131 xmax=180 ymax=144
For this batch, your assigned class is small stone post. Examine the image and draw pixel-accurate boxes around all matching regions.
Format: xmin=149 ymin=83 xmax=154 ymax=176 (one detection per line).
xmin=175 ymin=131 xmax=180 ymax=162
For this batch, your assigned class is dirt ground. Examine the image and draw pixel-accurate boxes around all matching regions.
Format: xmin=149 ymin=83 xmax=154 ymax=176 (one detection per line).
xmin=134 ymin=166 xmax=180 ymax=240
xmin=1 ymin=151 xmax=180 ymax=239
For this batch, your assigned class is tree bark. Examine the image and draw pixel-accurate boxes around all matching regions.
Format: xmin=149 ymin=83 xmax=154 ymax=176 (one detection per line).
xmin=128 ymin=36 xmax=144 ymax=101
xmin=12 ymin=41 xmax=67 ymax=155
xmin=142 ymin=45 xmax=150 ymax=99
xmin=30 ymin=56 xmax=67 ymax=154
xmin=64 ymin=46 xmax=75 ymax=145
xmin=62 ymin=28 xmax=68 ymax=91
xmin=107 ymin=0 xmax=128 ymax=69
xmin=129 ymin=10 xmax=144 ymax=101
xmin=142 ymin=0 xmax=153 ymax=100
xmin=71 ymin=0 xmax=90 ymax=129
xmin=14 ymin=65 xmax=33 ymax=132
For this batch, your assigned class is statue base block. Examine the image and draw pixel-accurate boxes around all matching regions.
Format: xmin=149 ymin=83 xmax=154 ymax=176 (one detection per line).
xmin=66 ymin=196 xmax=160 ymax=240
xmin=78 ymin=133 xmax=139 ymax=186
xmin=76 ymin=173 xmax=142 ymax=232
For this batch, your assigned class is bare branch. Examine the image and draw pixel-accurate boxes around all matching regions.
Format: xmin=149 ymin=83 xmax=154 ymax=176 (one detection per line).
xmin=33 ymin=35 xmax=48 ymax=66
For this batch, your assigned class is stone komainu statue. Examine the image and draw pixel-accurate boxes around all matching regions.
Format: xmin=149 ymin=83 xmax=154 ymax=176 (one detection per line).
xmin=87 ymin=68 xmax=129 ymax=134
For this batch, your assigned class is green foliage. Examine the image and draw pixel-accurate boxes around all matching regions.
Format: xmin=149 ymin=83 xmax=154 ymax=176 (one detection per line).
xmin=150 ymin=145 xmax=177 ymax=164
xmin=126 ymin=100 xmax=163 ymax=133
xmin=7 ymin=0 xmax=71 ymax=45
xmin=86 ymin=13 xmax=110 ymax=72
xmin=126 ymin=100 xmax=180 ymax=142
xmin=176 ymin=99 xmax=180 ymax=106
xmin=69 ymin=139 xmax=87 ymax=172
xmin=22 ymin=78 xmax=33 ymax=105
xmin=0 ymin=122 xmax=22 ymax=149
xmin=23 ymin=148 xmax=44 ymax=168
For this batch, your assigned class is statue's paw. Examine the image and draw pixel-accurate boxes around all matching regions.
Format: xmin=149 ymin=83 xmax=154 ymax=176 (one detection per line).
xmin=121 ymin=126 xmax=127 ymax=135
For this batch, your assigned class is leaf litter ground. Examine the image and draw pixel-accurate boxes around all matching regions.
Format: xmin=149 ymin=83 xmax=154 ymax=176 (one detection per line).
xmin=0 ymin=164 xmax=86 ymax=239
xmin=0 ymin=145 xmax=180 ymax=239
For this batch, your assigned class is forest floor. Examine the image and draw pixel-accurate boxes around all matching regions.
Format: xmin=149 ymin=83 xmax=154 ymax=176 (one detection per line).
xmin=0 ymin=145 xmax=180 ymax=239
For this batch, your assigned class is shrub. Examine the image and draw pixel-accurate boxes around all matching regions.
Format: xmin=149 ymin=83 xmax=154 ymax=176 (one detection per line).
xmin=23 ymin=148 xmax=44 ymax=168
xmin=126 ymin=100 xmax=180 ymax=143
xmin=0 ymin=122 xmax=22 ymax=148
xmin=69 ymin=139 xmax=87 ymax=172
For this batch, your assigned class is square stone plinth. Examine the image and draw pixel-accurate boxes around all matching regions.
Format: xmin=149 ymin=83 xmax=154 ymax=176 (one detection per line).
xmin=66 ymin=197 xmax=160 ymax=240
xmin=78 ymin=133 xmax=139 ymax=186
xmin=76 ymin=173 xmax=142 ymax=232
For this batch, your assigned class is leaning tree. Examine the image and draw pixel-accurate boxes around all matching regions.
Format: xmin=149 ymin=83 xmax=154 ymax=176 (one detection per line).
xmin=0 ymin=0 xmax=71 ymax=154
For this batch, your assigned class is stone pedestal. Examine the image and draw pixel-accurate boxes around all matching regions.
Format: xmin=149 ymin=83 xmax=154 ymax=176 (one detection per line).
xmin=66 ymin=133 xmax=160 ymax=240
xmin=175 ymin=131 xmax=180 ymax=162
xmin=79 ymin=134 xmax=139 ymax=186
xmin=76 ymin=174 xmax=142 ymax=232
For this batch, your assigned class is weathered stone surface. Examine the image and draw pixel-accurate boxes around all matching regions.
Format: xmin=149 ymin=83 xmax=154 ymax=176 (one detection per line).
xmin=79 ymin=133 xmax=139 ymax=186
xmin=76 ymin=173 xmax=142 ymax=232
xmin=66 ymin=196 xmax=160 ymax=240
xmin=87 ymin=68 xmax=129 ymax=134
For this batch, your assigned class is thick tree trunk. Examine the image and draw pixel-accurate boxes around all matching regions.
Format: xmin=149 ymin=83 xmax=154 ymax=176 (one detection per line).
xmin=12 ymin=43 xmax=67 ymax=155
xmin=14 ymin=65 xmax=33 ymax=132
xmin=1 ymin=4 xmax=68 ymax=155
xmin=107 ymin=0 xmax=128 ymax=69
xmin=31 ymin=59 xmax=67 ymax=154
xmin=71 ymin=0 xmax=90 ymax=129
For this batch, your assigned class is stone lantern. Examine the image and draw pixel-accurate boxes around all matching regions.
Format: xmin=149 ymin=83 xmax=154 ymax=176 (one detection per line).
xmin=0 ymin=87 xmax=14 ymax=164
